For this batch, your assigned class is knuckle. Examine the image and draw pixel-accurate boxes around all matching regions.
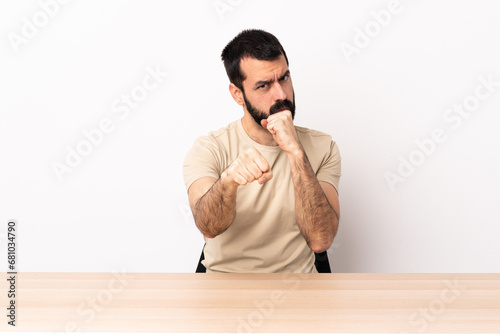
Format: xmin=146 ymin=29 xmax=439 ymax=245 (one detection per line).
xmin=260 ymin=158 xmax=269 ymax=168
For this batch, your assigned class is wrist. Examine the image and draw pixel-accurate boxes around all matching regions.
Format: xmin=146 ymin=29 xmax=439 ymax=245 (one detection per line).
xmin=220 ymin=171 xmax=240 ymax=191
xmin=286 ymin=143 xmax=305 ymax=159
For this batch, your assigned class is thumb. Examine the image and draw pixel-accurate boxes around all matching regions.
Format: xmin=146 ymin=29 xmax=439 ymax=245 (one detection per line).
xmin=258 ymin=170 xmax=273 ymax=185
xmin=261 ymin=119 xmax=268 ymax=129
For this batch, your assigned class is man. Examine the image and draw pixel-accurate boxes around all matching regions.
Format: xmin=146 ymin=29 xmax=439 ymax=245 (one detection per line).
xmin=183 ymin=29 xmax=341 ymax=273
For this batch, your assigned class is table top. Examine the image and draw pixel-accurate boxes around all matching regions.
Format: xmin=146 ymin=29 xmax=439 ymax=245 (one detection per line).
xmin=1 ymin=272 xmax=499 ymax=333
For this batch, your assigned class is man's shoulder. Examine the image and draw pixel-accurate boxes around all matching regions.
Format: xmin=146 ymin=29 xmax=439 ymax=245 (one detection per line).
xmin=294 ymin=125 xmax=334 ymax=143
xmin=294 ymin=125 xmax=339 ymax=165
xmin=190 ymin=120 xmax=239 ymax=148
xmin=205 ymin=119 xmax=239 ymax=139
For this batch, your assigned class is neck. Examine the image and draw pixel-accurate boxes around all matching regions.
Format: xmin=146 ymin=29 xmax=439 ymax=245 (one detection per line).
xmin=241 ymin=113 xmax=278 ymax=147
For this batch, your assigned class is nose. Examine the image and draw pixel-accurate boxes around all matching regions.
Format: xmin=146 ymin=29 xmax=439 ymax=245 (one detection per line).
xmin=271 ymin=80 xmax=287 ymax=102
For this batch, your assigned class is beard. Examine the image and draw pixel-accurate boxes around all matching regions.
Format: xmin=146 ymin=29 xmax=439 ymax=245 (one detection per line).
xmin=243 ymin=90 xmax=296 ymax=126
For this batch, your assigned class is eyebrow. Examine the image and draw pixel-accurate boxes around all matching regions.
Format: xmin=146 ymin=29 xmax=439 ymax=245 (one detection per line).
xmin=254 ymin=70 xmax=290 ymax=88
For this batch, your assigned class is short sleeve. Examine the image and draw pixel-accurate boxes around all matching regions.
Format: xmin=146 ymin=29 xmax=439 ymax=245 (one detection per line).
xmin=183 ymin=136 xmax=223 ymax=192
xmin=316 ymin=140 xmax=341 ymax=193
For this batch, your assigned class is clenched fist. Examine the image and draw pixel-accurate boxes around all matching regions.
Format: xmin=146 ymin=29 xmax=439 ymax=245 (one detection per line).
xmin=221 ymin=147 xmax=273 ymax=187
xmin=261 ymin=110 xmax=302 ymax=155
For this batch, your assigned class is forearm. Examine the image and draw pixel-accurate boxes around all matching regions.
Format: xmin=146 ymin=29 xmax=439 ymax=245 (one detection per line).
xmin=190 ymin=147 xmax=272 ymax=238
xmin=193 ymin=177 xmax=238 ymax=238
xmin=289 ymin=147 xmax=338 ymax=253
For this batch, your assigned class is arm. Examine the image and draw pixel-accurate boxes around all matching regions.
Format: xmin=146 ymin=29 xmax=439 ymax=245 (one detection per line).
xmin=187 ymin=148 xmax=273 ymax=238
xmin=262 ymin=110 xmax=340 ymax=253
xmin=188 ymin=176 xmax=238 ymax=239
xmin=288 ymin=149 xmax=339 ymax=253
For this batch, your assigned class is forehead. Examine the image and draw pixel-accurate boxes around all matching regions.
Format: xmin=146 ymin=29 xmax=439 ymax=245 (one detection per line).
xmin=240 ymin=55 xmax=288 ymax=83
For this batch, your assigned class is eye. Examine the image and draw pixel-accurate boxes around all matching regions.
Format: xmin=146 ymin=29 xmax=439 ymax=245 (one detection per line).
xmin=257 ymin=84 xmax=268 ymax=89
xmin=280 ymin=74 xmax=289 ymax=81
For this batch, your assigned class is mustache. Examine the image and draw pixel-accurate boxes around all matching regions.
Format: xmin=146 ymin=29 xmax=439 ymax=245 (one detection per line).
xmin=269 ymin=99 xmax=294 ymax=115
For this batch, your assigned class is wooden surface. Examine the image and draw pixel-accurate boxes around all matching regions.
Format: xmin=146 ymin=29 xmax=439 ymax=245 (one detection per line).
xmin=1 ymin=272 xmax=500 ymax=333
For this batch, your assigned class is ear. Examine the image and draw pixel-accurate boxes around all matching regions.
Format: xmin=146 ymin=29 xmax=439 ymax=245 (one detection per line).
xmin=229 ymin=83 xmax=244 ymax=106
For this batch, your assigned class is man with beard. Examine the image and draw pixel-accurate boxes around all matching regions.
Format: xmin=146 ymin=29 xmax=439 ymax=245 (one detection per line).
xmin=183 ymin=29 xmax=341 ymax=273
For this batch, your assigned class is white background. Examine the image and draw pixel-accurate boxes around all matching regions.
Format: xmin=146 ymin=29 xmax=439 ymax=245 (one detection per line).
xmin=1 ymin=0 xmax=499 ymax=273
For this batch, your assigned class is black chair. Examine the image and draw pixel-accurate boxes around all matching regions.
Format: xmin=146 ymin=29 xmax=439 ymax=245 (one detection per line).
xmin=196 ymin=244 xmax=331 ymax=273
xmin=196 ymin=245 xmax=207 ymax=273
xmin=314 ymin=249 xmax=331 ymax=273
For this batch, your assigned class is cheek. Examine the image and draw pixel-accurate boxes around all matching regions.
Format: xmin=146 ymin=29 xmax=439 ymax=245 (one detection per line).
xmin=252 ymin=93 xmax=274 ymax=110
xmin=279 ymin=82 xmax=292 ymax=100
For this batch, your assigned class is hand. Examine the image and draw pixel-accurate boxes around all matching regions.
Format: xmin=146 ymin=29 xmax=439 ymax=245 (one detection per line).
xmin=221 ymin=147 xmax=273 ymax=187
xmin=261 ymin=110 xmax=302 ymax=155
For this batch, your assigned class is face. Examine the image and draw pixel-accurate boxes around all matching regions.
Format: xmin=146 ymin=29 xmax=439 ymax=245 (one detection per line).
xmin=239 ymin=55 xmax=295 ymax=126
xmin=243 ymin=90 xmax=295 ymax=125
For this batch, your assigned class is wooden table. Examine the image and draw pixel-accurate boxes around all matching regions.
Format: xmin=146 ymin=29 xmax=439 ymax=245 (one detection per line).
xmin=1 ymin=272 xmax=499 ymax=333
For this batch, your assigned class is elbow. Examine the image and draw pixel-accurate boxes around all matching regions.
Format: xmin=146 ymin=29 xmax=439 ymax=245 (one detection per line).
xmin=198 ymin=226 xmax=218 ymax=239
xmin=196 ymin=221 xmax=222 ymax=239
xmin=195 ymin=219 xmax=218 ymax=239
xmin=202 ymin=231 xmax=217 ymax=239
xmin=308 ymin=221 xmax=336 ymax=253
xmin=309 ymin=238 xmax=333 ymax=254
